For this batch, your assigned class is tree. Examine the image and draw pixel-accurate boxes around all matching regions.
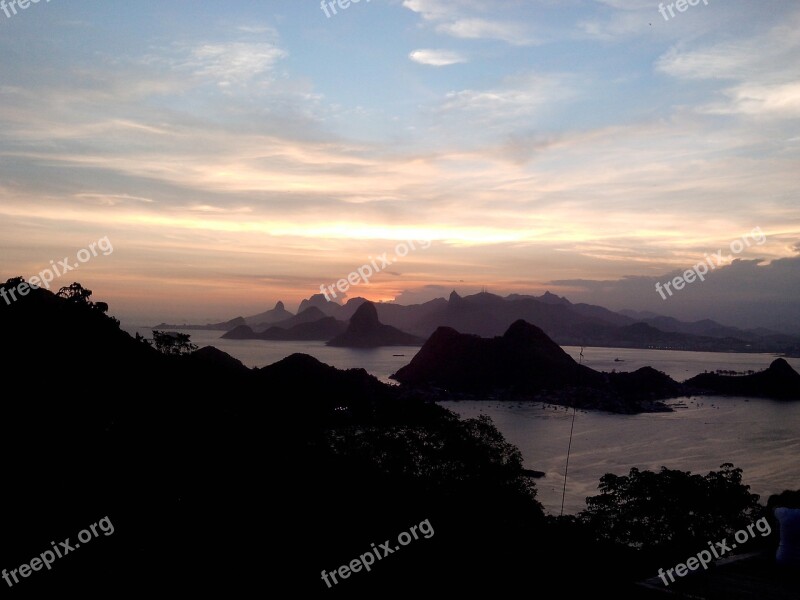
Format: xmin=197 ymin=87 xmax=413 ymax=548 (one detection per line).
xmin=151 ymin=330 xmax=198 ymax=356
xmin=3 ymin=276 xmax=24 ymax=288
xmin=57 ymin=282 xmax=93 ymax=304
xmin=580 ymin=463 xmax=763 ymax=552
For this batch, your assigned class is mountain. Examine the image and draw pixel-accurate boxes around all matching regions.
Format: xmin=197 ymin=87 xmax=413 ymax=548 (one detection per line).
xmin=262 ymin=317 xmax=347 ymax=341
xmin=243 ymin=300 xmax=293 ymax=327
xmin=154 ymin=315 xmax=246 ymax=331
xmin=153 ymin=300 xmax=292 ymax=330
xmin=784 ymin=343 xmax=800 ymax=358
xmin=221 ymin=324 xmax=258 ymax=340
xmin=222 ymin=316 xmax=346 ymax=341
xmin=409 ymin=290 xmax=634 ymax=341
xmin=685 ymin=359 xmax=800 ymax=399
xmin=393 ymin=320 xmax=601 ymax=392
xmin=355 ymin=296 xmax=448 ymax=329
xmin=253 ymin=306 xmax=326 ymax=332
xmin=533 ymin=291 xmax=572 ymax=306
xmin=391 ymin=320 xmax=684 ymax=413
xmin=184 ymin=345 xmax=252 ymax=374
xmin=297 ymin=293 xmax=340 ymax=316
xmin=405 ymin=291 xmax=800 ymax=353
xmin=570 ymin=302 xmax=635 ymax=327
xmin=162 ymin=289 xmax=800 ymax=354
xmin=618 ymin=309 xmax=660 ymax=320
xmin=633 ymin=315 xmax=770 ymax=341
xmin=327 ymin=301 xmax=425 ymax=348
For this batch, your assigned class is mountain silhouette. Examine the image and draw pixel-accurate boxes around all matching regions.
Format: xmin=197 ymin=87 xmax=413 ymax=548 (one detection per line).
xmin=271 ymin=306 xmax=326 ymax=328
xmin=686 ymin=358 xmax=800 ymax=399
xmin=155 ymin=315 xmax=246 ymax=331
xmin=222 ymin=307 xmax=347 ymax=342
xmin=327 ymin=301 xmax=424 ymax=347
xmin=393 ymin=320 xmax=598 ymax=391
xmin=243 ymin=300 xmax=294 ymax=327
xmin=157 ymin=288 xmax=798 ymax=354
xmin=291 ymin=290 xmax=799 ymax=353
xmin=392 ymin=320 xmax=684 ymax=412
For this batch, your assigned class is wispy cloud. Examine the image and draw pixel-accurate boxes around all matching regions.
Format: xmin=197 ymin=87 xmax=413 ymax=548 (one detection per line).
xmin=74 ymin=193 xmax=156 ymax=206
xmin=409 ymin=49 xmax=467 ymax=66
xmin=436 ymin=18 xmax=538 ymax=46
xmin=657 ymin=12 xmax=800 ymax=118
xmin=428 ymin=72 xmax=573 ymax=138
xmin=403 ymin=0 xmax=537 ymax=45
xmin=177 ymin=42 xmax=288 ymax=88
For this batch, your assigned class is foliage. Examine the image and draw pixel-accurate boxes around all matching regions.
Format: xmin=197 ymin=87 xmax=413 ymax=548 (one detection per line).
xmin=57 ymin=282 xmax=94 ymax=304
xmin=579 ymin=463 xmax=763 ymax=552
xmin=150 ymin=330 xmax=198 ymax=356
xmin=321 ymin=413 xmax=540 ymax=514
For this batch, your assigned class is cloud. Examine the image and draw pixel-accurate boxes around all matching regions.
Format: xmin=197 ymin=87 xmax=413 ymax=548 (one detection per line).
xmin=403 ymin=0 xmax=537 ymax=45
xmin=581 ymin=0 xmax=779 ymax=43
xmin=436 ymin=18 xmax=538 ymax=46
xmin=237 ymin=25 xmax=275 ymax=34
xmin=594 ymin=0 xmax=654 ymax=8
xmin=551 ymin=256 xmax=800 ymax=332
xmin=180 ymin=42 xmax=288 ymax=88
xmin=579 ymin=12 xmax=653 ymax=41
xmin=409 ymin=49 xmax=467 ymax=66
xmin=656 ymin=16 xmax=800 ymax=82
xmin=442 ymin=75 xmax=566 ymax=114
xmin=74 ymin=193 xmax=156 ymax=206
xmin=702 ymin=82 xmax=800 ymax=118
xmin=656 ymin=12 xmax=800 ymax=117
xmin=402 ymin=0 xmax=468 ymax=21
xmin=430 ymin=72 xmax=573 ymax=136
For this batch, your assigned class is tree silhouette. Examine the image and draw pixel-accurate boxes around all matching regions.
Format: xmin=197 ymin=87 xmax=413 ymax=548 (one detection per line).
xmin=57 ymin=282 xmax=93 ymax=304
xmin=3 ymin=276 xmax=24 ymax=289
xmin=580 ymin=463 xmax=763 ymax=552
xmin=151 ymin=330 xmax=198 ymax=356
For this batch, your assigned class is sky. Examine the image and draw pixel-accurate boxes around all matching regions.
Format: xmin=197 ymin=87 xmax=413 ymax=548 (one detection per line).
xmin=0 ymin=0 xmax=798 ymax=329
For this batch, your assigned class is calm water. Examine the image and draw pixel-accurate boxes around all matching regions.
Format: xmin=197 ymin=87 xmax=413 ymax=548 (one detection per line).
xmin=126 ymin=326 xmax=800 ymax=515
xmin=442 ymin=397 xmax=800 ymax=516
